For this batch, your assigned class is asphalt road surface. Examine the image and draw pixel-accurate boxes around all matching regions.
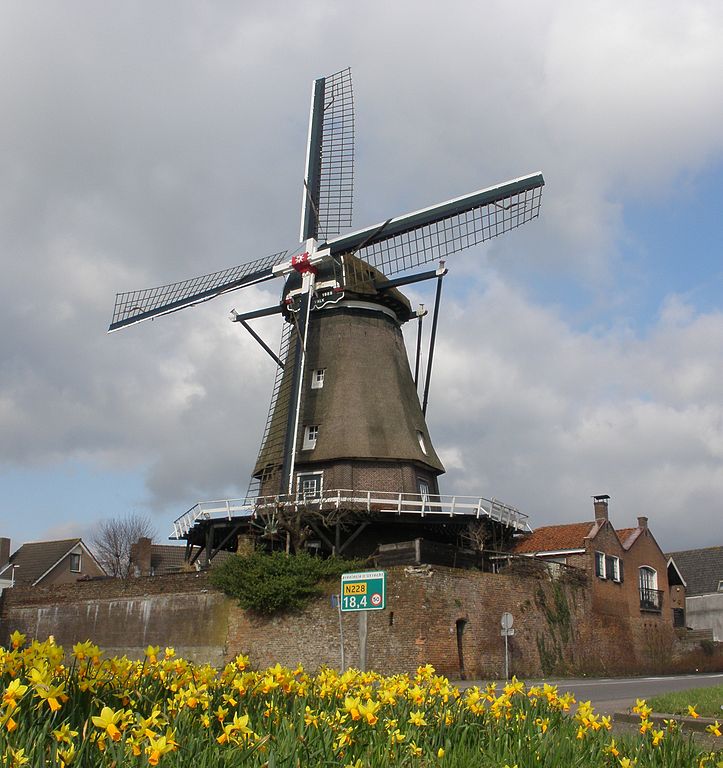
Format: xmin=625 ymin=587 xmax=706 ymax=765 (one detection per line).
xmin=462 ymin=672 xmax=723 ymax=715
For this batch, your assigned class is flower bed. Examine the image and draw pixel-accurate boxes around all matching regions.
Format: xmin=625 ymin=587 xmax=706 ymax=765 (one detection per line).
xmin=1 ymin=632 xmax=719 ymax=766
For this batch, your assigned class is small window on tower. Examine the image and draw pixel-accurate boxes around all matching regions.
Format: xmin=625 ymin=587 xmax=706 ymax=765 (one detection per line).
xmin=297 ymin=472 xmax=322 ymax=498
xmin=311 ymin=369 xmax=326 ymax=389
xmin=303 ymin=425 xmax=319 ymax=450
xmin=418 ymin=479 xmax=430 ymax=501
xmin=416 ymin=430 xmax=427 ymax=455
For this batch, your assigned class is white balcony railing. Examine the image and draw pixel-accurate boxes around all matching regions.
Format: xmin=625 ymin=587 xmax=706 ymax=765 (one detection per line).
xmin=170 ymin=489 xmax=530 ymax=540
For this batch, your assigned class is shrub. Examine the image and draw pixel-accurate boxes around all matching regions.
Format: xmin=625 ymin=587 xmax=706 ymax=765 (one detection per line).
xmin=210 ymin=551 xmax=363 ymax=614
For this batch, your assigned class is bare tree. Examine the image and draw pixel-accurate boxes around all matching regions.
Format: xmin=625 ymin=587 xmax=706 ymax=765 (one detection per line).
xmin=91 ymin=513 xmax=156 ymax=577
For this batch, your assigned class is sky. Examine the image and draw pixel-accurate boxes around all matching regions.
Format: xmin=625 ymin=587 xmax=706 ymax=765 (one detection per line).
xmin=2 ymin=1 xmax=723 ymax=554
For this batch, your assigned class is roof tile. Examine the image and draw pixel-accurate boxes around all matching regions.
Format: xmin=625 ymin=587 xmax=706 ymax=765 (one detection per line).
xmin=513 ymin=522 xmax=594 ymax=554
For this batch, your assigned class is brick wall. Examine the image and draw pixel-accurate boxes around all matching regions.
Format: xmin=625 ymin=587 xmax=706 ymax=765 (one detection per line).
xmin=0 ymin=572 xmax=228 ymax=666
xmin=1 ymin=566 xmax=715 ymax=676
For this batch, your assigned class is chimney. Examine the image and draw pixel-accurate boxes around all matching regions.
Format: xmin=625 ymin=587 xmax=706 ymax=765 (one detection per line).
xmin=0 ymin=538 xmax=10 ymax=569
xmin=637 ymin=516 xmax=648 ymax=530
xmin=129 ymin=537 xmax=152 ymax=577
xmin=593 ymin=494 xmax=610 ymax=522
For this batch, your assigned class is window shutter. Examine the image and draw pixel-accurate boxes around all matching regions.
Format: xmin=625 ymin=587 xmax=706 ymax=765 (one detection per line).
xmin=606 ymin=555 xmax=614 ymax=579
xmin=595 ymin=552 xmax=604 ymax=578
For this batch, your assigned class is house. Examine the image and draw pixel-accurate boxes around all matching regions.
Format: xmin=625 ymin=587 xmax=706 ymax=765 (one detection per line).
xmin=0 ymin=537 xmax=106 ymax=587
xmin=666 ymin=546 xmax=723 ymax=642
xmin=129 ymin=537 xmax=233 ymax=577
xmin=512 ymin=495 xmax=673 ymax=625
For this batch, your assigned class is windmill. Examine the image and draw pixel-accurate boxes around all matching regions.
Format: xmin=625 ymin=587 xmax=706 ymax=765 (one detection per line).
xmin=110 ymin=69 xmax=544 ymax=563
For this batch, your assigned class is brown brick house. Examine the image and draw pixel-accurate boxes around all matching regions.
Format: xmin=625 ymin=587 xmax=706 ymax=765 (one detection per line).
xmin=0 ymin=537 xmax=105 ymax=588
xmin=512 ymin=496 xmax=673 ymax=626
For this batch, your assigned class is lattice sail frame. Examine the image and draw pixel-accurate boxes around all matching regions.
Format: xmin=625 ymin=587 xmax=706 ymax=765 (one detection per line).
xmin=316 ymin=68 xmax=354 ymax=241
xmin=109 ymin=250 xmax=287 ymax=331
xmin=334 ymin=176 xmax=543 ymax=279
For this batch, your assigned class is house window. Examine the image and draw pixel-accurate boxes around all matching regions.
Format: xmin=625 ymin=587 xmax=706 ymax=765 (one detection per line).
xmin=303 ymin=425 xmax=319 ymax=450
xmin=69 ymin=553 xmax=81 ymax=573
xmin=607 ymin=554 xmax=622 ymax=582
xmin=416 ymin=430 xmax=428 ymax=455
xmin=595 ymin=551 xmax=606 ymax=579
xmin=718 ymin=580 xmax=723 ymax=592
xmin=595 ymin=552 xmax=622 ymax=582
xmin=311 ymin=369 xmax=326 ymax=389
xmin=639 ymin=566 xmax=662 ymax=611
xmin=297 ymin=472 xmax=322 ymax=498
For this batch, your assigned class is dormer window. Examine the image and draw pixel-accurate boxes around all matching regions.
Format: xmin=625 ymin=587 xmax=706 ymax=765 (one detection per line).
xmin=311 ymin=369 xmax=326 ymax=389
xmin=303 ymin=425 xmax=319 ymax=450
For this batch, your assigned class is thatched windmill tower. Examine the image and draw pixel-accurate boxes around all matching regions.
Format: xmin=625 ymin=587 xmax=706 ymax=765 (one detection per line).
xmin=252 ymin=253 xmax=444 ymax=502
xmin=109 ymin=69 xmax=543 ymax=562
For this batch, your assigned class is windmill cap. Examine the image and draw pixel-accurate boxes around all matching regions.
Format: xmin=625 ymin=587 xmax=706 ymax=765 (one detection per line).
xmin=283 ymin=254 xmax=412 ymax=322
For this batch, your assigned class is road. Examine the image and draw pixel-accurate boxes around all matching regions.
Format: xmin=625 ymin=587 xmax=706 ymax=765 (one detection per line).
xmin=460 ymin=672 xmax=723 ymax=715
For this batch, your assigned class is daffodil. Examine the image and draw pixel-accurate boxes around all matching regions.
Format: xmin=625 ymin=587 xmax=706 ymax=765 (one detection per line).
xmin=52 ymin=723 xmax=78 ymax=744
xmin=409 ymin=710 xmax=427 ymax=726
xmin=91 ymin=705 xmax=125 ymax=741
xmin=706 ymin=720 xmax=721 ymax=737
xmin=2 ymin=679 xmax=28 ymax=709
xmin=147 ymin=733 xmax=177 ymax=765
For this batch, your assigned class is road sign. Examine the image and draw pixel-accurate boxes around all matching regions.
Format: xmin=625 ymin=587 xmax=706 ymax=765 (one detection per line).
xmin=340 ymin=570 xmax=386 ymax=612
xmin=501 ymin=612 xmax=514 ymax=630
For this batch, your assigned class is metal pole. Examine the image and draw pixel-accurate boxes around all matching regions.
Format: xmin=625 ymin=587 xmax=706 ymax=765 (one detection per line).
xmin=239 ymin=320 xmax=284 ymax=368
xmin=504 ymin=632 xmax=509 ymax=681
xmin=337 ymin=596 xmax=345 ymax=672
xmin=422 ymin=267 xmax=445 ymax=416
xmin=414 ymin=305 xmax=426 ymax=389
xmin=358 ymin=611 xmax=368 ymax=672
xmin=283 ymin=272 xmax=315 ymax=495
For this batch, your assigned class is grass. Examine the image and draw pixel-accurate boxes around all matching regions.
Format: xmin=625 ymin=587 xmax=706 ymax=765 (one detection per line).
xmin=647 ymin=684 xmax=723 ymax=718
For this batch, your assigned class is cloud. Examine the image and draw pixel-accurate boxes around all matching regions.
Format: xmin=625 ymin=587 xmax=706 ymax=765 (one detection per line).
xmin=1 ymin=0 xmax=723 ymax=551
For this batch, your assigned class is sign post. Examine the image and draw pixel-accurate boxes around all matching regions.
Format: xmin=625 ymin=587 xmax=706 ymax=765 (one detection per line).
xmin=501 ymin=612 xmax=514 ymax=680
xmin=341 ymin=570 xmax=386 ymax=672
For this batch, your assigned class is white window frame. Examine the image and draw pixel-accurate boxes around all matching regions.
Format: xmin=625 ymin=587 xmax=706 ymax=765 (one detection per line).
xmin=296 ymin=471 xmax=323 ymax=498
xmin=595 ymin=551 xmax=606 ymax=579
xmin=639 ymin=565 xmax=658 ymax=591
xmin=311 ymin=368 xmax=326 ymax=390
xmin=595 ymin=552 xmax=622 ymax=582
xmin=69 ymin=553 xmax=81 ymax=573
xmin=303 ymin=425 xmax=319 ymax=450
xmin=609 ymin=555 xmax=621 ymax=583
xmin=418 ymin=479 xmax=430 ymax=501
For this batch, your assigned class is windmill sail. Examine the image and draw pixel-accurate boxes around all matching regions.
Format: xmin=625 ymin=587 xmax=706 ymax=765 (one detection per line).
xmin=108 ymin=250 xmax=289 ymax=332
xmin=301 ymin=68 xmax=354 ymax=242
xmin=327 ymin=172 xmax=543 ymax=277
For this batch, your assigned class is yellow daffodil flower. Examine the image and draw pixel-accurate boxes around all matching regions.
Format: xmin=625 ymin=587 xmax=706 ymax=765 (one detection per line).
xmin=91 ymin=705 xmax=125 ymax=741
xmin=409 ymin=710 xmax=427 ymax=726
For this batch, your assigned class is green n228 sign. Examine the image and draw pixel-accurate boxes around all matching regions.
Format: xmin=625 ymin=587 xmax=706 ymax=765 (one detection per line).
xmin=340 ymin=570 xmax=386 ymax=612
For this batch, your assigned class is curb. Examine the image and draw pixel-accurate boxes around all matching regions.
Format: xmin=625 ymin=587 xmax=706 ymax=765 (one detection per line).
xmin=614 ymin=711 xmax=719 ymax=734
